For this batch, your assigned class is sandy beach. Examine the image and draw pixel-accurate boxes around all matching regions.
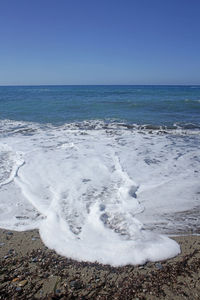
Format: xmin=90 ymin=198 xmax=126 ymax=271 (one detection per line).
xmin=0 ymin=229 xmax=200 ymax=299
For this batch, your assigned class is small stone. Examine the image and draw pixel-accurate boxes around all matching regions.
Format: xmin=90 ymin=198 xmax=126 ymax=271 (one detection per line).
xmin=12 ymin=278 xmax=20 ymax=282
xmin=8 ymin=248 xmax=14 ymax=254
xmin=70 ymin=280 xmax=82 ymax=289
xmin=0 ymin=242 xmax=5 ymax=246
xmin=18 ymin=280 xmax=28 ymax=287
xmin=155 ymin=262 xmax=163 ymax=270
xmin=32 ymin=257 xmax=38 ymax=262
xmin=139 ymin=266 xmax=144 ymax=269
xmin=16 ymin=287 xmax=22 ymax=292
xmin=6 ymin=231 xmax=13 ymax=236
xmin=31 ymin=237 xmax=39 ymax=241
xmin=25 ymin=272 xmax=30 ymax=276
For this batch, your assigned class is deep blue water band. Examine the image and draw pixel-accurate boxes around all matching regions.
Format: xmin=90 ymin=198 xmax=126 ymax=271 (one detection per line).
xmin=0 ymin=85 xmax=200 ymax=127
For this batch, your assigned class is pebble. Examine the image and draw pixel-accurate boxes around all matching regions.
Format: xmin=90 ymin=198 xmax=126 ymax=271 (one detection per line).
xmin=32 ymin=257 xmax=38 ymax=262
xmin=70 ymin=280 xmax=82 ymax=289
xmin=8 ymin=248 xmax=14 ymax=254
xmin=16 ymin=287 xmax=22 ymax=292
xmin=0 ymin=242 xmax=5 ymax=246
xmin=18 ymin=280 xmax=28 ymax=287
xmin=155 ymin=263 xmax=163 ymax=270
xmin=6 ymin=231 xmax=13 ymax=236
xmin=12 ymin=278 xmax=20 ymax=282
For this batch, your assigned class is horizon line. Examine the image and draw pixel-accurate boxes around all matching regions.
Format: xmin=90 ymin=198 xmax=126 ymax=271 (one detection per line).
xmin=0 ymin=84 xmax=200 ymax=87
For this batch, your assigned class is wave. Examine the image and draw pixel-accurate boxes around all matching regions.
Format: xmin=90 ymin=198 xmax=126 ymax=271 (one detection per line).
xmin=1 ymin=118 xmax=200 ymax=136
xmin=0 ymin=118 xmax=199 ymax=265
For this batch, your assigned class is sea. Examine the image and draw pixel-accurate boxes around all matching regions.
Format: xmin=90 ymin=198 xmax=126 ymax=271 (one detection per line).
xmin=0 ymin=85 xmax=200 ymax=266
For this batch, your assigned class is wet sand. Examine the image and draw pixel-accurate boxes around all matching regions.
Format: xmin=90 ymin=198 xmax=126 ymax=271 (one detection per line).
xmin=0 ymin=229 xmax=200 ymax=299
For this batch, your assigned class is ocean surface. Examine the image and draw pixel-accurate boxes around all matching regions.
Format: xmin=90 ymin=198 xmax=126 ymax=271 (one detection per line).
xmin=0 ymin=85 xmax=200 ymax=266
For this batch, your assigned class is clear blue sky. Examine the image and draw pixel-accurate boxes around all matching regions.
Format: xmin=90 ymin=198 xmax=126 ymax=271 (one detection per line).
xmin=0 ymin=0 xmax=200 ymax=85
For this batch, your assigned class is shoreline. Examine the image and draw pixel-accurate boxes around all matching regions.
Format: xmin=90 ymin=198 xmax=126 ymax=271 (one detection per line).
xmin=0 ymin=229 xmax=200 ymax=299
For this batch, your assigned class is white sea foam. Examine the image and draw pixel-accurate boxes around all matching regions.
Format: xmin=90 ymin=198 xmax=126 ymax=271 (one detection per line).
xmin=0 ymin=144 xmax=24 ymax=187
xmin=0 ymin=120 xmax=200 ymax=265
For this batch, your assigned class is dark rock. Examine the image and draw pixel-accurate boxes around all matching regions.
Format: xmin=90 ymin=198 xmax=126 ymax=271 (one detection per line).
xmin=8 ymin=248 xmax=15 ymax=254
xmin=70 ymin=280 xmax=82 ymax=289
xmin=6 ymin=231 xmax=13 ymax=235
xmin=55 ymin=288 xmax=61 ymax=294
xmin=32 ymin=257 xmax=38 ymax=262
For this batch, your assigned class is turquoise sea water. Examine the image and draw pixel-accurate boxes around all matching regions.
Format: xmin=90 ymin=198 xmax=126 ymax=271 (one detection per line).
xmin=0 ymin=85 xmax=200 ymax=127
